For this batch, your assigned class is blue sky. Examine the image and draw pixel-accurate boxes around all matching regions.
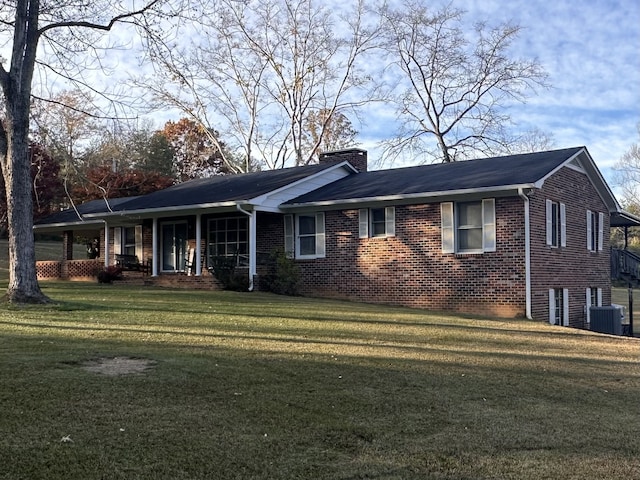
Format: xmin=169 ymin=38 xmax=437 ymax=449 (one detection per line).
xmin=360 ymin=0 xmax=640 ymax=190
xmin=4 ymin=0 xmax=637 ymax=194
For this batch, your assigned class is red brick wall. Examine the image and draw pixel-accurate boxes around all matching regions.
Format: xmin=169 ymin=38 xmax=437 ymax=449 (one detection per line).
xmin=295 ymin=197 xmax=527 ymax=318
xmin=529 ymin=166 xmax=611 ymax=327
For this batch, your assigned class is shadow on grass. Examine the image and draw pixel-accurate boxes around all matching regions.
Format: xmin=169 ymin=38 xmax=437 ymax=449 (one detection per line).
xmin=0 ymin=326 xmax=638 ymax=480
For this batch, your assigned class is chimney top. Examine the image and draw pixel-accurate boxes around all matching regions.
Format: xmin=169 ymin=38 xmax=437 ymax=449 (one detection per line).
xmin=318 ymin=148 xmax=367 ymax=172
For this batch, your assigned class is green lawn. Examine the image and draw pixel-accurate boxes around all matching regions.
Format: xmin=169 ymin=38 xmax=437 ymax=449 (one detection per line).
xmin=0 ymin=282 xmax=638 ymax=479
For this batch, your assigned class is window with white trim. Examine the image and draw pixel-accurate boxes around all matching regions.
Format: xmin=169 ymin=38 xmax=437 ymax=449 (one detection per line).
xmin=359 ymin=207 xmax=395 ymax=238
xmin=546 ymin=199 xmax=566 ymax=248
xmin=585 ymin=287 xmax=603 ymax=325
xmin=549 ymin=288 xmax=569 ymax=326
xmin=284 ymin=213 xmax=325 ymax=259
xmin=441 ymin=199 xmax=495 ymax=254
xmin=586 ymin=210 xmax=604 ymax=252
xmin=207 ymin=216 xmax=249 ymax=265
xmin=113 ymin=225 xmax=143 ymax=259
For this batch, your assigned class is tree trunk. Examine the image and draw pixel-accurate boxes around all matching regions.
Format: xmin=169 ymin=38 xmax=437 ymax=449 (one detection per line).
xmin=1 ymin=121 xmax=50 ymax=304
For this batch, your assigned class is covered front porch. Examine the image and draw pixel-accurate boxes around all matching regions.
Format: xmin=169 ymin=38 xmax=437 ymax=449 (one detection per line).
xmin=35 ymin=206 xmax=283 ymax=291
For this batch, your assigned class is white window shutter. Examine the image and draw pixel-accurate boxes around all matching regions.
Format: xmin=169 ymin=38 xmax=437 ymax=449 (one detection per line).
xmin=549 ymin=289 xmax=555 ymax=324
xmin=482 ymin=199 xmax=496 ymax=252
xmin=560 ymin=203 xmax=566 ymax=247
xmin=284 ymin=215 xmax=294 ymax=258
xmin=441 ymin=202 xmax=454 ymax=253
xmin=315 ymin=213 xmax=325 ymax=257
xmin=135 ymin=225 xmax=143 ymax=260
xmin=546 ymin=200 xmax=553 ymax=246
xmin=586 ymin=288 xmax=592 ymax=325
xmin=586 ymin=210 xmax=593 ymax=251
xmin=598 ymin=212 xmax=604 ymax=251
xmin=562 ymin=288 xmax=569 ymax=326
xmin=113 ymin=227 xmax=122 ymax=260
xmin=385 ymin=207 xmax=396 ymax=237
xmin=597 ymin=288 xmax=602 ymax=306
xmin=359 ymin=209 xmax=369 ymax=238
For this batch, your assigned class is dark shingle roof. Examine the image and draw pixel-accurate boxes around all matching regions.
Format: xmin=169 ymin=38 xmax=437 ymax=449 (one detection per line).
xmin=106 ymin=162 xmax=341 ymax=212
xmin=35 ymin=197 xmax=140 ymax=226
xmin=287 ymin=147 xmax=584 ymax=205
xmin=36 ymin=147 xmax=591 ymax=228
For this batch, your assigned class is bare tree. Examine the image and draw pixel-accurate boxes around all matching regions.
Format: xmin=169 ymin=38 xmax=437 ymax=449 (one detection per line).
xmin=379 ymin=2 xmax=548 ymax=163
xmin=614 ymin=123 xmax=640 ymax=208
xmin=140 ymin=0 xmax=384 ymax=171
xmin=0 ymin=0 xmax=181 ymax=303
xmin=303 ymin=109 xmax=358 ymax=160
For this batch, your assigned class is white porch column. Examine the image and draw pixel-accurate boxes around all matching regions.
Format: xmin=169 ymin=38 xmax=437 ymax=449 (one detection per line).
xmin=103 ymin=222 xmax=109 ymax=268
xmin=249 ymin=211 xmax=257 ymax=290
xmin=152 ymin=218 xmax=158 ymax=276
xmin=195 ymin=213 xmax=202 ymax=276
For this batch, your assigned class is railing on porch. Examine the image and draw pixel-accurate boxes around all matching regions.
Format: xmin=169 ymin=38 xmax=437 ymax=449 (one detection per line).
xmin=611 ymin=248 xmax=640 ymax=282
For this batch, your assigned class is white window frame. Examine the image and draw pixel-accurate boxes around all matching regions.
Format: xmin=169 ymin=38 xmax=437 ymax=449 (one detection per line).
xmin=546 ymin=200 xmax=566 ymax=248
xmin=113 ymin=225 xmax=143 ymax=260
xmin=441 ymin=199 xmax=495 ymax=254
xmin=585 ymin=287 xmax=603 ymax=325
xmin=587 ymin=210 xmax=604 ymax=252
xmin=283 ymin=213 xmax=325 ymax=259
xmin=549 ymin=288 xmax=569 ymax=326
xmin=359 ymin=207 xmax=395 ymax=238
xmin=207 ymin=216 xmax=249 ymax=265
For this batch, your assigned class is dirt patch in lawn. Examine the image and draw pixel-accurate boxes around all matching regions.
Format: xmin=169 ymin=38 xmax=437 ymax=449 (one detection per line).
xmin=81 ymin=357 xmax=156 ymax=376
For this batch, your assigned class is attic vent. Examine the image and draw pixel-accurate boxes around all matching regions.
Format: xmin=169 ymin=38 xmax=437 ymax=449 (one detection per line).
xmin=569 ymin=158 xmax=585 ymax=172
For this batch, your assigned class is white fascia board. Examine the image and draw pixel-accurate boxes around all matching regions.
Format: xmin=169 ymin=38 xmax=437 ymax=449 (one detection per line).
xmin=33 ymin=220 xmax=104 ymax=231
xmin=250 ymin=161 xmax=356 ymax=207
xmin=281 ymin=184 xmax=536 ymax=210
xmin=83 ymin=201 xmax=241 ymax=219
xmin=534 ymin=147 xmax=620 ymax=212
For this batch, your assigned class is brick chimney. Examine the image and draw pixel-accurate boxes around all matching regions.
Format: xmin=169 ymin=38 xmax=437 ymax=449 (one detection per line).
xmin=318 ymin=148 xmax=367 ymax=172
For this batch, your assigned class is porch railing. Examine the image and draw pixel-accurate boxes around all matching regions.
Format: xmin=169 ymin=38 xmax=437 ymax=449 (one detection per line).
xmin=611 ymin=248 xmax=640 ymax=281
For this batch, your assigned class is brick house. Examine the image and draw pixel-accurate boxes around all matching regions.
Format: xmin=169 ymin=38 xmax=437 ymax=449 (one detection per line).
xmin=35 ymin=146 xmax=632 ymax=327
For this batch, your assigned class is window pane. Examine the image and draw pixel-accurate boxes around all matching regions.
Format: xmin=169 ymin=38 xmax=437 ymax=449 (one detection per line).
xmin=371 ymin=208 xmax=385 ymax=223
xmin=298 ymin=215 xmax=316 ymax=235
xmin=372 ymin=222 xmax=386 ymax=237
xmin=458 ymin=202 xmax=482 ymax=227
xmin=299 ymin=236 xmax=316 ymax=255
xmin=124 ymin=227 xmax=136 ymax=244
xmin=371 ymin=208 xmax=386 ymax=237
xmin=459 ymin=228 xmax=482 ymax=250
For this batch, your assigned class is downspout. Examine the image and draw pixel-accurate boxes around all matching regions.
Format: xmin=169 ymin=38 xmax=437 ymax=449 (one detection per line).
xmin=518 ymin=188 xmax=533 ymax=319
xmin=236 ymin=203 xmax=256 ymax=291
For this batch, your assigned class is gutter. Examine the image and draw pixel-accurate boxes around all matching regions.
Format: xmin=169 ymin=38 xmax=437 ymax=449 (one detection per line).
xmin=282 ymin=183 xmax=537 ymax=210
xmin=518 ymin=188 xmax=533 ymax=319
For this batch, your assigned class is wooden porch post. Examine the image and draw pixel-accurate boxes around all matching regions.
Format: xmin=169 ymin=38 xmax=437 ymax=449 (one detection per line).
xmin=61 ymin=230 xmax=73 ymax=280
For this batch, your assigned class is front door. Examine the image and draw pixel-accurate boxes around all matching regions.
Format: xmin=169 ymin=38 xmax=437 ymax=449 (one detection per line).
xmin=161 ymin=222 xmax=188 ymax=272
